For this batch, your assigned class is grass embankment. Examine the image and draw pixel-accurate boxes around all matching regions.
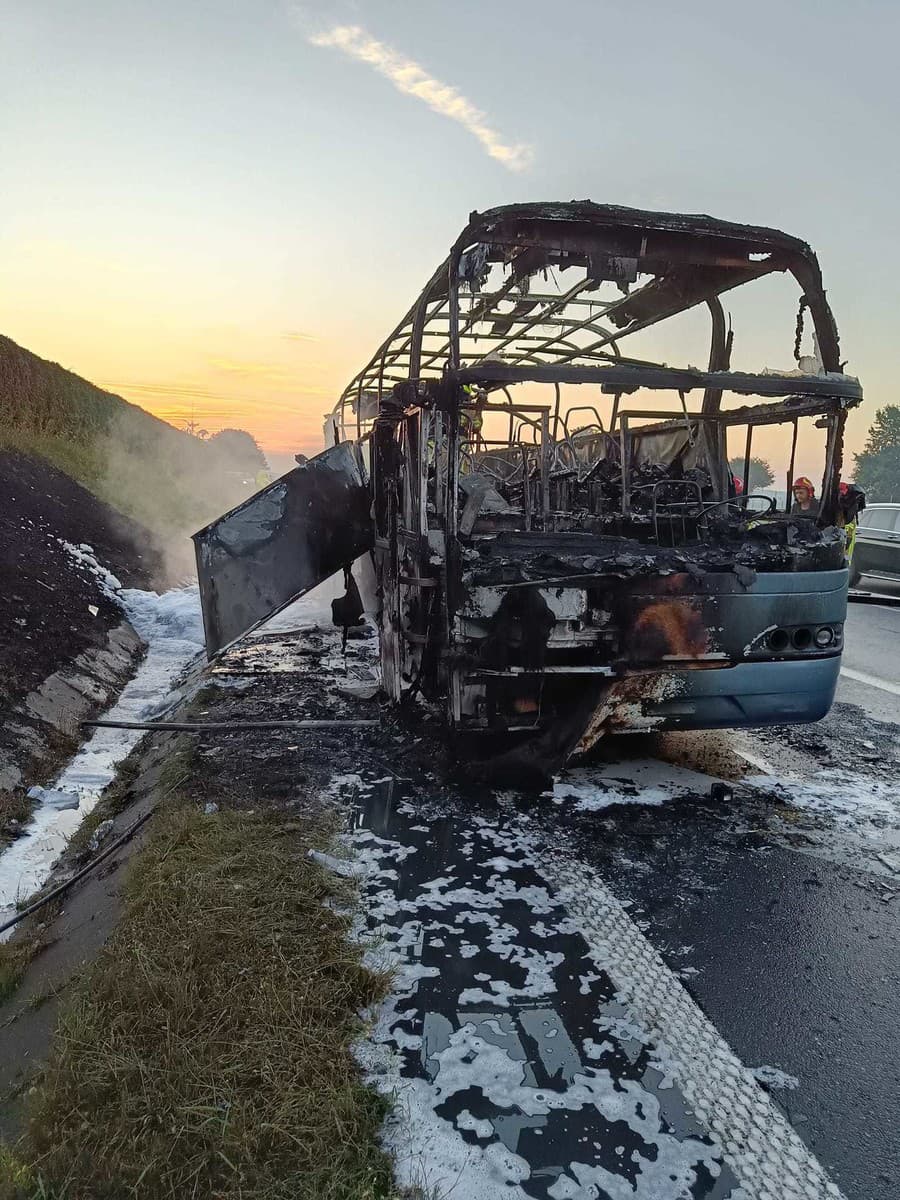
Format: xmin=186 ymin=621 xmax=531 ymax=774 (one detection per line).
xmin=0 ymin=334 xmax=255 ymax=545
xmin=0 ymin=774 xmax=397 ymax=1199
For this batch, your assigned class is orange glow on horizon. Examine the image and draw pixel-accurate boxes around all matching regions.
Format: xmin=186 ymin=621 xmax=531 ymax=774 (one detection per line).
xmin=107 ymin=380 xmax=341 ymax=456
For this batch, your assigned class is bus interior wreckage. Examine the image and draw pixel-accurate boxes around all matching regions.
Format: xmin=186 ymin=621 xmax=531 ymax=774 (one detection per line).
xmin=194 ymin=201 xmax=863 ymax=782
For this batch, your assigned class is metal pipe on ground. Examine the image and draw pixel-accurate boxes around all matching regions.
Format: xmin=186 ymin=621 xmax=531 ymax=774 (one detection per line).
xmin=81 ymin=719 xmax=379 ymax=732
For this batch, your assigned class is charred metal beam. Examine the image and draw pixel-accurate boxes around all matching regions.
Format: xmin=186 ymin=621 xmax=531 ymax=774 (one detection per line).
xmin=454 ymin=201 xmax=824 ymax=264
xmin=417 ymin=271 xmax=523 ymax=372
xmin=457 ymin=275 xmax=602 ymax=372
xmin=618 ymin=396 xmax=852 ymax=436
xmin=454 ymin=363 xmax=862 ymax=401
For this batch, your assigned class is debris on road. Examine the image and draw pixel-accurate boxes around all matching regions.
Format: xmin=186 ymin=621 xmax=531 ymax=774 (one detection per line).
xmin=86 ymin=818 xmax=114 ymax=852
xmin=750 ymin=1065 xmax=801 ymax=1090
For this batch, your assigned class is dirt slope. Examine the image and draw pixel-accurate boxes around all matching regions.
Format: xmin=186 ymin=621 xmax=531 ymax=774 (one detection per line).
xmin=0 ymin=449 xmax=165 ymax=782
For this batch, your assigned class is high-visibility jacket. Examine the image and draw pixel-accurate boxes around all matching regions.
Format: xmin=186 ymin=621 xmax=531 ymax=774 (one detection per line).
xmin=845 ymin=520 xmax=858 ymax=564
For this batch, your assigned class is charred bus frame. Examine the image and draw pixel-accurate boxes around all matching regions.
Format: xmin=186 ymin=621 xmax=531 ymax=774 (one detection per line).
xmin=335 ymin=203 xmax=861 ymax=760
xmin=195 ymin=202 xmax=862 ymax=774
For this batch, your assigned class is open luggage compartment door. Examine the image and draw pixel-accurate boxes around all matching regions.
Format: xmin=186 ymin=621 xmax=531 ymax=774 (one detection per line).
xmin=192 ymin=441 xmax=372 ymax=657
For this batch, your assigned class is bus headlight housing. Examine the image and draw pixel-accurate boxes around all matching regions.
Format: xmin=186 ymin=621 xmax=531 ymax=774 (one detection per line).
xmin=814 ymin=626 xmax=835 ymax=648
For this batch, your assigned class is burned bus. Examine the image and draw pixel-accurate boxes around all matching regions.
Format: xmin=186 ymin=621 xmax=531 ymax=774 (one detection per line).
xmin=195 ymin=202 xmax=862 ymax=776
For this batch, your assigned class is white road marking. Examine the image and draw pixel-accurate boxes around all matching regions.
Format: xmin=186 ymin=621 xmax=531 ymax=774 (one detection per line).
xmin=840 ymin=666 xmax=900 ymax=697
xmin=732 ymin=744 xmax=777 ymax=776
xmin=549 ymin=857 xmax=846 ymax=1200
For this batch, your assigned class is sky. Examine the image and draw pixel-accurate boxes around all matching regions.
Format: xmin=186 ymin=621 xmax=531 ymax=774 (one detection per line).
xmin=2 ymin=0 xmax=899 ymax=474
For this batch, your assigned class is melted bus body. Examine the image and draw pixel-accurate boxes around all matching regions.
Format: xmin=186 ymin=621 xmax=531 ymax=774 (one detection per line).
xmin=195 ymin=202 xmax=861 ymax=776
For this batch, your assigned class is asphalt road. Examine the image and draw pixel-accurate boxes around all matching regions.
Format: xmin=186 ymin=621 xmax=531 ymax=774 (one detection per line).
xmin=841 ymin=581 xmax=900 ymax=719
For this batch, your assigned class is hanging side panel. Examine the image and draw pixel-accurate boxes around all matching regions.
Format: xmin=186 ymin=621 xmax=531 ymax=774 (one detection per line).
xmin=192 ymin=442 xmax=372 ymax=656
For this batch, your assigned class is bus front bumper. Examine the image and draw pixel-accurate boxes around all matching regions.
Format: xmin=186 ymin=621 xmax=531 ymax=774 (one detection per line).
xmin=636 ymin=655 xmax=842 ymax=730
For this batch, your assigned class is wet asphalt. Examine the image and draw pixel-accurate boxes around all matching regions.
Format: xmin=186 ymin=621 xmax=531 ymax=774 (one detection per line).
xmin=540 ymin=596 xmax=900 ymax=1199
xmin=351 ymin=778 xmax=742 ymax=1199
xmin=841 ymin=588 xmax=900 ymax=722
xmin=557 ymin=792 xmax=900 ymax=1200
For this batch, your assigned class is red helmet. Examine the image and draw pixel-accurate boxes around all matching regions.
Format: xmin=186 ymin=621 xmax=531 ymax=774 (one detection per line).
xmin=793 ymin=476 xmax=815 ymax=494
xmin=839 ymin=481 xmax=849 ymax=496
xmin=732 ymin=474 xmax=744 ymax=494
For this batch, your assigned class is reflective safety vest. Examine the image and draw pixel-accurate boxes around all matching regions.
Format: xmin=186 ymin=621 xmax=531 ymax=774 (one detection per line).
xmin=845 ymin=520 xmax=857 ymax=564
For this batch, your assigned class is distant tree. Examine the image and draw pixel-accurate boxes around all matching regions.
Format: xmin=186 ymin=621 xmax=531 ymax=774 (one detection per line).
xmin=728 ymin=455 xmax=775 ymax=491
xmin=182 ymin=417 xmax=208 ymax=439
xmin=207 ymin=428 xmax=268 ymax=475
xmin=854 ymin=406 xmax=900 ymax=501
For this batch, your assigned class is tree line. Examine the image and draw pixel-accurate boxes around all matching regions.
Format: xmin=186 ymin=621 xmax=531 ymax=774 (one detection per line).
xmin=854 ymin=406 xmax=900 ymax=502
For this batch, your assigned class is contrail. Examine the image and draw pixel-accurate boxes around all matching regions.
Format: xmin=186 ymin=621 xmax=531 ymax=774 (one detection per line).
xmin=309 ymin=24 xmax=533 ymax=172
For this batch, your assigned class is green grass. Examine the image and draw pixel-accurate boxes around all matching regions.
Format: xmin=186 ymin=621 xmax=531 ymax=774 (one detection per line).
xmin=0 ymin=429 xmax=107 ymax=496
xmin=0 ymin=1146 xmax=35 ymax=1200
xmin=1 ymin=796 xmax=399 ymax=1200
xmin=0 ymin=425 xmax=215 ymax=545
xmin=0 ymin=953 xmax=24 ymax=1008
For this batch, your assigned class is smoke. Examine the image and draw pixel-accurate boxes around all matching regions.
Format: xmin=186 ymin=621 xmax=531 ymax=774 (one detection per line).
xmin=96 ymin=409 xmax=275 ymax=588
xmin=307 ymin=23 xmax=534 ymax=172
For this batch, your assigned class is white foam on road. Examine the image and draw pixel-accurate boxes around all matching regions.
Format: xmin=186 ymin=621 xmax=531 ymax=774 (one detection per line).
xmin=0 ymin=582 xmax=204 ymax=927
xmin=746 ymin=765 xmax=900 ymax=840
xmin=352 ymin=820 xmax=726 ymax=1199
xmin=749 ymin=1065 xmax=800 ymax=1090
xmin=331 ymin=759 xmax=844 ymax=1200
xmin=548 ymin=758 xmax=718 ymax=812
xmin=343 ymin=789 xmax=771 ymax=1199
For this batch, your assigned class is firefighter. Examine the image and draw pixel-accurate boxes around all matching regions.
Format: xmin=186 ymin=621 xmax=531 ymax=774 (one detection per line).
xmin=790 ymin=476 xmax=819 ymax=517
xmin=457 ymin=390 xmax=484 ymax=475
xmin=838 ymin=480 xmax=866 ymax=567
xmin=459 ymin=408 xmax=483 ymax=442
xmin=424 ymin=401 xmax=482 ymax=492
xmin=460 ymin=387 xmax=484 ymax=444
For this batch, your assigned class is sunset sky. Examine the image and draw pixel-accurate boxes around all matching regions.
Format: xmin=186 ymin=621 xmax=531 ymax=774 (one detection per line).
xmin=2 ymin=0 xmax=899 ymax=474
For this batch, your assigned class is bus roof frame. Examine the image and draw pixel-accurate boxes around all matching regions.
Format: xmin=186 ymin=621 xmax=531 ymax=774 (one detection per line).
xmin=338 ymin=201 xmax=850 ymax=410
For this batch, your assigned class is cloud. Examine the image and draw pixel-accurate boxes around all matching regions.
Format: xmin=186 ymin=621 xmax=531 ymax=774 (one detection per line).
xmin=100 ymin=380 xmax=222 ymax=401
xmin=208 ymin=358 xmax=292 ymax=379
xmin=282 ymin=330 xmax=319 ymax=343
xmin=308 ymin=24 xmax=533 ymax=172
